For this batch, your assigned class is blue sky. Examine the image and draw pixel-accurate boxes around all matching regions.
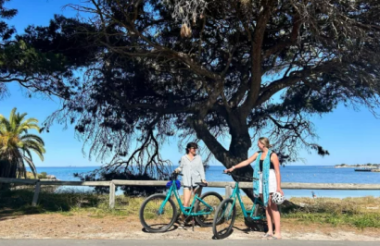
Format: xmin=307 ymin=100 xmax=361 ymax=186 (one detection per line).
xmin=1 ymin=0 xmax=380 ymax=168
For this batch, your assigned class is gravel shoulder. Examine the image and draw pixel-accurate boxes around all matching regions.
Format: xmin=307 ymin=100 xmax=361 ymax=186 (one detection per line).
xmin=1 ymin=213 xmax=379 ymax=241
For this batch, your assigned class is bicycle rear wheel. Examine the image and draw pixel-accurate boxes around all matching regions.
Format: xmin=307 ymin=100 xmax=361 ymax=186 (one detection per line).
xmin=246 ymin=203 xmax=268 ymax=232
xmin=139 ymin=194 xmax=177 ymax=233
xmin=194 ymin=191 xmax=223 ymax=227
xmin=212 ymin=198 xmax=236 ymax=239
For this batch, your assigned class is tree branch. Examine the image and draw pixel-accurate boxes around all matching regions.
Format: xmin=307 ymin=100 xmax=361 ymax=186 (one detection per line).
xmin=190 ymin=116 xmax=229 ymax=165
xmin=264 ymin=12 xmax=301 ymax=58
xmin=256 ymin=59 xmax=340 ymax=106
xmin=241 ymin=0 xmax=276 ymax=115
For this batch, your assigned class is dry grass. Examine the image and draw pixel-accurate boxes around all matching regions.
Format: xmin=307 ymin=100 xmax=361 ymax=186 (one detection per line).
xmin=283 ymin=197 xmax=380 ymax=228
xmin=1 ymin=189 xmax=379 ymax=229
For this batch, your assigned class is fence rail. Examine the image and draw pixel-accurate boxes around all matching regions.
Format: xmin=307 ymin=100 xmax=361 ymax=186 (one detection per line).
xmin=1 ymin=178 xmax=379 ymax=209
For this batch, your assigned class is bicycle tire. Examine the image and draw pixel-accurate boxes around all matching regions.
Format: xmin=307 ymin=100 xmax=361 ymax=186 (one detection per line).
xmin=194 ymin=191 xmax=223 ymax=227
xmin=139 ymin=193 xmax=177 ymax=233
xmin=212 ymin=198 xmax=236 ymax=239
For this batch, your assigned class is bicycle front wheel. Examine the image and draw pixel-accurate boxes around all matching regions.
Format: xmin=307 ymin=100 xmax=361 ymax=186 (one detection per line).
xmin=194 ymin=191 xmax=223 ymax=227
xmin=212 ymin=198 xmax=236 ymax=239
xmin=139 ymin=194 xmax=177 ymax=233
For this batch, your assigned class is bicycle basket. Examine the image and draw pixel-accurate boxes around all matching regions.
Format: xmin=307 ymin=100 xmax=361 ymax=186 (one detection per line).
xmin=166 ymin=180 xmax=181 ymax=190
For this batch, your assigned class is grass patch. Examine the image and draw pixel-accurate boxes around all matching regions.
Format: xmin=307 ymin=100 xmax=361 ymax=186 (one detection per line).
xmin=0 ymin=188 xmax=146 ymax=218
xmin=1 ymin=189 xmax=380 ymax=229
xmin=282 ymin=197 xmax=380 ymax=229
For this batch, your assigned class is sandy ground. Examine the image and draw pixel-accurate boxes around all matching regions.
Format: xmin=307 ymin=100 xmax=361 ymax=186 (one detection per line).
xmin=0 ymin=213 xmax=379 ymax=241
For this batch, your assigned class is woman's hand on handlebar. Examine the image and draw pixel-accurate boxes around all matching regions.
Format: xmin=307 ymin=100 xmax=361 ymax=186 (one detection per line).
xmin=224 ymin=168 xmax=233 ymax=173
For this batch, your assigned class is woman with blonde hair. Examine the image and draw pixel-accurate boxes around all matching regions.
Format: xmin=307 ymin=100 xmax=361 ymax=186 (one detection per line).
xmin=225 ymin=137 xmax=284 ymax=240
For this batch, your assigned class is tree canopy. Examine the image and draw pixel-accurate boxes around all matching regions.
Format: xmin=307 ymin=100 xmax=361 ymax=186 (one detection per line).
xmin=6 ymin=0 xmax=380 ymax=194
xmin=0 ymin=0 xmax=81 ymax=100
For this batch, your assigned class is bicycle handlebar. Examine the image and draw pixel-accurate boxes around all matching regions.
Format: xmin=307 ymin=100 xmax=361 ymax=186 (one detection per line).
xmin=170 ymin=171 xmax=183 ymax=180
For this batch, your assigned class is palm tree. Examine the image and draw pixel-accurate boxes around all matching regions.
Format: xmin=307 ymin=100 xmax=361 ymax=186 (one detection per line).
xmin=0 ymin=108 xmax=45 ymax=179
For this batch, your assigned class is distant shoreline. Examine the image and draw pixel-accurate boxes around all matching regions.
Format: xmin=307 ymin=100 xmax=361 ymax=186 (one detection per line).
xmin=335 ymin=164 xmax=380 ymax=169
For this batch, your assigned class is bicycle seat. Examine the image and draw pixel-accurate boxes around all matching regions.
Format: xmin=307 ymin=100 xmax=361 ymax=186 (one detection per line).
xmin=195 ymin=182 xmax=208 ymax=187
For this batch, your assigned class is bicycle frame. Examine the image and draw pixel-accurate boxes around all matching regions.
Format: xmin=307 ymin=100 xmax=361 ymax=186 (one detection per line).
xmin=228 ymin=181 xmax=266 ymax=220
xmin=159 ymin=181 xmax=214 ymax=217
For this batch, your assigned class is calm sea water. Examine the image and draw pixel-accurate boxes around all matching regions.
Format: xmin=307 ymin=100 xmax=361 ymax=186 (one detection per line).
xmin=30 ymin=165 xmax=380 ymax=198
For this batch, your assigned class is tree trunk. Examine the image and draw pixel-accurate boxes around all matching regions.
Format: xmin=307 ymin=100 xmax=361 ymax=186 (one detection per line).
xmin=195 ymin=112 xmax=257 ymax=202
xmin=0 ymin=160 xmax=14 ymax=190
xmin=228 ymin=123 xmax=256 ymax=202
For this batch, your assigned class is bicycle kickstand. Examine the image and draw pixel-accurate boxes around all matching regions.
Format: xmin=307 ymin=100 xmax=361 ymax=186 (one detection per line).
xmin=180 ymin=213 xmax=191 ymax=231
xmin=192 ymin=217 xmax=195 ymax=232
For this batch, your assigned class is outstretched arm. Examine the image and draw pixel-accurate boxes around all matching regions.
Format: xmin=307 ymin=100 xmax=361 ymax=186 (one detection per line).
xmin=225 ymin=152 xmax=259 ymax=172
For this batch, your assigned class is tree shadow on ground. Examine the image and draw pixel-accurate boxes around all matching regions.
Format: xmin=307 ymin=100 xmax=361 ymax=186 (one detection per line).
xmin=0 ymin=189 xmax=103 ymax=221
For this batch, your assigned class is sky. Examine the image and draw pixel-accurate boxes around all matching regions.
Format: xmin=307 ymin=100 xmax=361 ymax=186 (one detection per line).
xmin=1 ymin=0 xmax=380 ymax=168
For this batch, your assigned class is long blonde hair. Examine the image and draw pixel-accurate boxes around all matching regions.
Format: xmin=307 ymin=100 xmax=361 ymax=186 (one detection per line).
xmin=259 ymin=137 xmax=272 ymax=148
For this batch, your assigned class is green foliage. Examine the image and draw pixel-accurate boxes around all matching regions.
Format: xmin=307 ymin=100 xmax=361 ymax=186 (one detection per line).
xmin=74 ymin=169 xmax=166 ymax=196
xmin=0 ymin=189 xmax=104 ymax=215
xmin=2 ymin=189 xmax=380 ymax=229
xmin=2 ymin=1 xmax=380 ymax=185
xmin=0 ymin=1 xmax=77 ymax=100
xmin=282 ymin=197 xmax=380 ymax=229
xmin=37 ymin=172 xmax=47 ymax=179
xmin=0 ymin=108 xmax=45 ymax=179
xmin=0 ymin=0 xmax=16 ymax=41
xmin=32 ymin=0 xmax=380 ymax=169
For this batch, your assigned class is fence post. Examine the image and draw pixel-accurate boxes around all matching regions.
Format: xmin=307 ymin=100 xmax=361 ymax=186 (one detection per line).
xmin=32 ymin=181 xmax=41 ymax=207
xmin=109 ymin=181 xmax=116 ymax=209
xmin=225 ymin=185 xmax=232 ymax=198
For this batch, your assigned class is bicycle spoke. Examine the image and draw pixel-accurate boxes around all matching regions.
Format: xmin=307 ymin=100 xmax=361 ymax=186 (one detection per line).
xmin=140 ymin=194 xmax=177 ymax=232
xmin=194 ymin=192 xmax=223 ymax=227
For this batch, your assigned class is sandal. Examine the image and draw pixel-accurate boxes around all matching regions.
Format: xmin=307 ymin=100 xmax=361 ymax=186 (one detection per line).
xmin=262 ymin=233 xmax=273 ymax=239
xmin=266 ymin=235 xmax=278 ymax=240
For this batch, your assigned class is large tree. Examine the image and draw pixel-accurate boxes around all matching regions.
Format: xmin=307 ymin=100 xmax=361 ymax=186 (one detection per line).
xmin=19 ymin=0 xmax=380 ymax=198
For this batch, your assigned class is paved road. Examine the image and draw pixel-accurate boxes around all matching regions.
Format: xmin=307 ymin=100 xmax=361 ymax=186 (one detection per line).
xmin=0 ymin=240 xmax=378 ymax=246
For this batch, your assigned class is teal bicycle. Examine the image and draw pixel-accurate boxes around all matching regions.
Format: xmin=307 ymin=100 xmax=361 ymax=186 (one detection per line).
xmin=139 ymin=172 xmax=223 ymax=233
xmin=212 ymin=172 xmax=270 ymax=239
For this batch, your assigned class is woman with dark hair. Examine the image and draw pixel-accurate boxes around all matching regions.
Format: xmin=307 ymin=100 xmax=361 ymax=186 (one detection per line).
xmin=175 ymin=142 xmax=207 ymax=211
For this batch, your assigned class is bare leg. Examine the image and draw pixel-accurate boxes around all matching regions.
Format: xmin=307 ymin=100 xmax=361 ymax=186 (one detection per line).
xmin=180 ymin=188 xmax=192 ymax=222
xmin=269 ymin=199 xmax=282 ymax=239
xmin=261 ymin=195 xmax=274 ymax=236
xmin=183 ymin=188 xmax=192 ymax=207
xmin=181 ymin=186 xmax=202 ymax=223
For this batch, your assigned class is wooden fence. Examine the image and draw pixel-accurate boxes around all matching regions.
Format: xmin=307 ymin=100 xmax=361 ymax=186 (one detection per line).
xmin=1 ymin=178 xmax=380 ymax=209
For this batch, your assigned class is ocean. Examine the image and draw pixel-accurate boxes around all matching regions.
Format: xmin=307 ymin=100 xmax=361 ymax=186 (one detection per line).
xmin=31 ymin=165 xmax=380 ymax=198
